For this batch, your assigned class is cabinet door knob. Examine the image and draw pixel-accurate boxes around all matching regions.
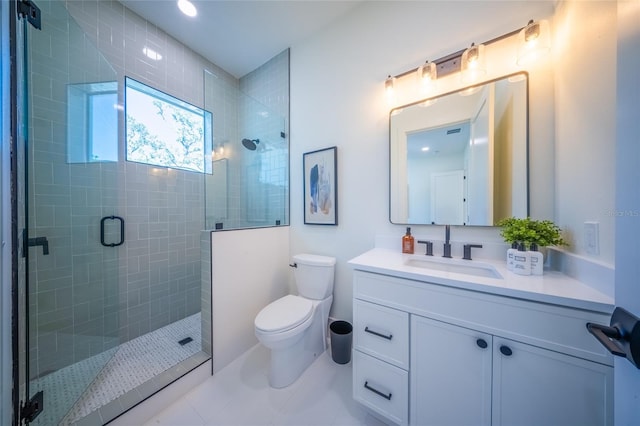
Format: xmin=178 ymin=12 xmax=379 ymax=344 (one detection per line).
xmin=500 ymin=345 xmax=513 ymax=356
xmin=476 ymin=338 xmax=488 ymax=349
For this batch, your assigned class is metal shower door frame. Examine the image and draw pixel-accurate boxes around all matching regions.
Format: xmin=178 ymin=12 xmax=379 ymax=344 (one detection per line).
xmin=14 ymin=0 xmax=122 ymax=423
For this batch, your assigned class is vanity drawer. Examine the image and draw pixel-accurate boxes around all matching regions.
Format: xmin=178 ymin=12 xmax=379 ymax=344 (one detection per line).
xmin=354 ymin=299 xmax=409 ymax=369
xmin=353 ymin=350 xmax=408 ymax=426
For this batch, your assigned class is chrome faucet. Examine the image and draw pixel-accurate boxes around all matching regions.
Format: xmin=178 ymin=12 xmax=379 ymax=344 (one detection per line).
xmin=443 ymin=225 xmax=452 ymax=258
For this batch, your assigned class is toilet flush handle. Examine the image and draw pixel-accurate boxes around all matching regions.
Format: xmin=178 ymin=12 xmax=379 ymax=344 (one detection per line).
xmin=289 ymin=263 xmax=297 ymax=268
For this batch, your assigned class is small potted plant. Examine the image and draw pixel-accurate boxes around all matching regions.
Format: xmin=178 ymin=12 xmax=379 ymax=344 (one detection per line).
xmin=497 ymin=217 xmax=536 ymax=247
xmin=497 ymin=217 xmax=567 ymax=249
xmin=527 ymin=219 xmax=567 ymax=251
xmin=497 ymin=217 xmax=567 ymax=275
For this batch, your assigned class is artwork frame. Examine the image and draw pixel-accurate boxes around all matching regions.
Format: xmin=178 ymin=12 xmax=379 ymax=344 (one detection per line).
xmin=303 ymin=146 xmax=338 ymax=225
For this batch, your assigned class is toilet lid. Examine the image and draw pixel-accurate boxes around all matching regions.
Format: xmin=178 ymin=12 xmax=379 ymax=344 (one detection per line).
xmin=255 ymin=295 xmax=313 ymax=333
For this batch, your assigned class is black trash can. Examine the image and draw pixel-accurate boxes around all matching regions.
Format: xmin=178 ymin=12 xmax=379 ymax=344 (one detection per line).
xmin=329 ymin=320 xmax=353 ymax=364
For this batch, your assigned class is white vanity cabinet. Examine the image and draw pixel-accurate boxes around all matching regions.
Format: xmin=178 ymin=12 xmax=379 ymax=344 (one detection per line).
xmin=411 ymin=315 xmax=614 ymax=426
xmin=351 ymin=269 xmax=614 ymax=426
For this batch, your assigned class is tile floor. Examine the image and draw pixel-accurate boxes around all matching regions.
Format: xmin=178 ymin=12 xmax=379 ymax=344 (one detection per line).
xmin=143 ymin=344 xmax=388 ymax=426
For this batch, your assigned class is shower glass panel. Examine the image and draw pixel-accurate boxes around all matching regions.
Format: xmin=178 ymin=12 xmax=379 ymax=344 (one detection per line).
xmin=17 ymin=1 xmax=211 ymax=424
xmin=204 ymin=70 xmax=289 ymax=230
xmin=19 ymin=1 xmax=120 ymax=425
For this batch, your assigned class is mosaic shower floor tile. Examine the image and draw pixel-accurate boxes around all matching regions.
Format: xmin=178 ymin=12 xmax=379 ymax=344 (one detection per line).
xmin=31 ymin=313 xmax=202 ymax=425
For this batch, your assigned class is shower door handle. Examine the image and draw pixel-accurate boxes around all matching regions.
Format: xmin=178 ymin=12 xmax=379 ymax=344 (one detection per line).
xmin=22 ymin=229 xmax=49 ymax=257
xmin=100 ymin=216 xmax=125 ymax=247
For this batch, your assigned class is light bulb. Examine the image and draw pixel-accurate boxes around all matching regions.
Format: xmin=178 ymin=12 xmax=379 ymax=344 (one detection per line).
xmin=385 ymin=75 xmax=395 ymax=96
xmin=460 ymin=43 xmax=486 ymax=84
xmin=385 ymin=75 xmax=396 ymax=106
xmin=417 ymin=61 xmax=437 ymax=92
xmin=517 ymin=20 xmax=550 ymax=65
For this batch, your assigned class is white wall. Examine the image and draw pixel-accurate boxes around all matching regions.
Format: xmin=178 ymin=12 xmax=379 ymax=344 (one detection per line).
xmin=290 ymin=1 xmax=557 ymax=321
xmin=211 ymin=226 xmax=290 ymax=372
xmin=553 ymin=1 xmax=617 ymax=265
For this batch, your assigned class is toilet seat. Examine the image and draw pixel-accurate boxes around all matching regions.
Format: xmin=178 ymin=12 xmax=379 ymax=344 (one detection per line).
xmin=255 ymin=295 xmax=313 ymax=333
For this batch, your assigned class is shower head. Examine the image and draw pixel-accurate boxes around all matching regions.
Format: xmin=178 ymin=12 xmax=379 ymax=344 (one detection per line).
xmin=242 ymin=138 xmax=260 ymax=151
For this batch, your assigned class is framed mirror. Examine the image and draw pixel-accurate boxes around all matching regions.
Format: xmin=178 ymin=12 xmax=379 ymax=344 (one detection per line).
xmin=390 ymin=72 xmax=529 ymax=226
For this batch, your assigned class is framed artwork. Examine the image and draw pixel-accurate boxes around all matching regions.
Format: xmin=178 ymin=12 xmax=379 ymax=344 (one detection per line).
xmin=303 ymin=146 xmax=337 ymax=225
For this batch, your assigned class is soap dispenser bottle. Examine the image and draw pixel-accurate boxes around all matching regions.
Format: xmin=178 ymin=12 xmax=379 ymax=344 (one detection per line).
xmin=402 ymin=227 xmax=415 ymax=254
xmin=529 ymin=243 xmax=544 ymax=275
xmin=512 ymin=242 xmax=531 ymax=276
xmin=506 ymin=242 xmax=518 ymax=271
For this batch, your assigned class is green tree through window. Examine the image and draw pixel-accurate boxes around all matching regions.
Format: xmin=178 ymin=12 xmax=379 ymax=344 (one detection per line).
xmin=126 ymin=78 xmax=212 ymax=173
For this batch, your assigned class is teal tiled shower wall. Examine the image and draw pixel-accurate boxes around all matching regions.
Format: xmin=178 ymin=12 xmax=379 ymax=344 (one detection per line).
xmin=27 ymin=0 xmax=236 ymax=376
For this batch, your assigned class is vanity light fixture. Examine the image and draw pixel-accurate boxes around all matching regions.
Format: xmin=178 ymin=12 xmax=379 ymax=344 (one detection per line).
xmin=385 ymin=75 xmax=395 ymax=95
xmin=178 ymin=0 xmax=197 ymax=17
xmin=385 ymin=75 xmax=396 ymax=104
xmin=517 ymin=19 xmax=550 ymax=65
xmin=460 ymin=43 xmax=486 ymax=83
xmin=384 ymin=19 xmax=550 ymax=92
xmin=417 ymin=61 xmax=437 ymax=90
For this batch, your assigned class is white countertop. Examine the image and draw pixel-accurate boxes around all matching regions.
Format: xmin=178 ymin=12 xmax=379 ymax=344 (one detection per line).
xmin=348 ymin=248 xmax=614 ymax=313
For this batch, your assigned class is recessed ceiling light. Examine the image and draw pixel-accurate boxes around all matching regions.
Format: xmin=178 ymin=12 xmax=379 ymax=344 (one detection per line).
xmin=178 ymin=0 xmax=197 ymax=17
xmin=143 ymin=47 xmax=162 ymax=61
xmin=421 ymin=147 xmax=430 ymax=152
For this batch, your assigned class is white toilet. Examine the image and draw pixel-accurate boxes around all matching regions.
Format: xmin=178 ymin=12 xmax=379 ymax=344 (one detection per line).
xmin=254 ymin=253 xmax=336 ymax=388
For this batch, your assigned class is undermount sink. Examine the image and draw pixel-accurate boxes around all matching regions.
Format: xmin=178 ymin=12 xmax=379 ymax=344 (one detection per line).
xmin=404 ymin=256 xmax=503 ymax=279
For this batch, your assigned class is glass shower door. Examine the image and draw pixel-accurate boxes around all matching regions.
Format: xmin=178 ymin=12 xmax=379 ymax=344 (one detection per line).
xmin=17 ymin=0 xmax=121 ymax=424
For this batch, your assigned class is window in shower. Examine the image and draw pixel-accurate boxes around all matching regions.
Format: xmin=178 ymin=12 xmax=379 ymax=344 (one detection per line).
xmin=125 ymin=77 xmax=213 ymax=173
xmin=67 ymin=81 xmax=118 ymax=163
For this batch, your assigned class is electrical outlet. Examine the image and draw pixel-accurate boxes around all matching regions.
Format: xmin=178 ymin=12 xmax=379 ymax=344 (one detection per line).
xmin=584 ymin=221 xmax=599 ymax=255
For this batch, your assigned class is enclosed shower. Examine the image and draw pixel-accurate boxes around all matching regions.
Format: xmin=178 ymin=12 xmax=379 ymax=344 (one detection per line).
xmin=13 ymin=0 xmax=289 ymax=424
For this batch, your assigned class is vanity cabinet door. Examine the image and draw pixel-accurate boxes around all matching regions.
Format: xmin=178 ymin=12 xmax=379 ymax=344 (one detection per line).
xmin=492 ymin=338 xmax=613 ymax=426
xmin=410 ymin=315 xmax=492 ymax=426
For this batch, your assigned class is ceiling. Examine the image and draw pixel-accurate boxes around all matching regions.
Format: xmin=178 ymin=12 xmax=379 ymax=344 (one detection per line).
xmin=407 ymin=122 xmax=470 ymax=158
xmin=120 ymin=0 xmax=363 ymax=78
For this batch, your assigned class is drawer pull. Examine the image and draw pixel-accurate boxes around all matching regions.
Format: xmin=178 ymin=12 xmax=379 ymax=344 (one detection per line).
xmin=364 ymin=381 xmax=392 ymax=400
xmin=365 ymin=326 xmax=393 ymax=340
xmin=476 ymin=338 xmax=488 ymax=349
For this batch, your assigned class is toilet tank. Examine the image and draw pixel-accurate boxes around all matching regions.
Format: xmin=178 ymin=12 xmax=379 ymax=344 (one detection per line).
xmin=293 ymin=254 xmax=336 ymax=300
